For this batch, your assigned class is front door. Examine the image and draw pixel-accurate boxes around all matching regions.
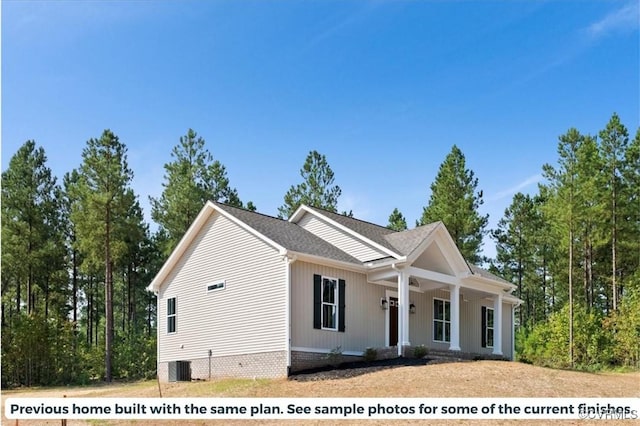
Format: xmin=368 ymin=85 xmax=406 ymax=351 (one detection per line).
xmin=389 ymin=297 xmax=398 ymax=346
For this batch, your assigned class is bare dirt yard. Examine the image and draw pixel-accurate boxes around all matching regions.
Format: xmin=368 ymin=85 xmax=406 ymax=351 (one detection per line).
xmin=3 ymin=360 xmax=639 ymax=425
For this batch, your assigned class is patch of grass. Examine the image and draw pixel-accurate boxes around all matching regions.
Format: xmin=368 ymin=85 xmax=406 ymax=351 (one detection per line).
xmin=163 ymin=378 xmax=274 ymax=397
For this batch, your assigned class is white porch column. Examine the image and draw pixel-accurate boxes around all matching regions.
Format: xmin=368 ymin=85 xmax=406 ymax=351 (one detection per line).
xmin=493 ymin=293 xmax=503 ymax=356
xmin=449 ymin=284 xmax=461 ymax=351
xmin=398 ymin=269 xmax=410 ymax=356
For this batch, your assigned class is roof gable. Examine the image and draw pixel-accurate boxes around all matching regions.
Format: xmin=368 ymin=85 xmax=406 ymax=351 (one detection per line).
xmin=148 ymin=202 xmax=361 ymax=292
xmin=289 ymin=205 xmax=402 ymax=260
xmin=403 ymin=223 xmax=472 ymax=276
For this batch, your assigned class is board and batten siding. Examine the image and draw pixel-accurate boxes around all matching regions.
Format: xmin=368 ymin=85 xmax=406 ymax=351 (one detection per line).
xmin=297 ymin=213 xmax=389 ymax=262
xmin=157 ymin=211 xmax=287 ymax=363
xmin=290 ymin=261 xmax=387 ymax=352
xmin=390 ymin=288 xmax=514 ymax=359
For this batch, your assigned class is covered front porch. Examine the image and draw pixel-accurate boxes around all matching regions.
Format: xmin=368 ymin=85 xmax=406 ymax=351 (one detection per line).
xmin=367 ymin=263 xmax=517 ymax=358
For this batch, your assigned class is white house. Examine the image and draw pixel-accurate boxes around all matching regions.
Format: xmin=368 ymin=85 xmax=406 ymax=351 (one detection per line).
xmin=148 ymin=202 xmax=521 ymax=381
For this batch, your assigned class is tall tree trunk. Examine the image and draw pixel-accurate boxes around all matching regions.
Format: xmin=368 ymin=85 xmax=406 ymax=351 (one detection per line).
xmin=87 ymin=276 xmax=93 ymax=346
xmin=612 ymin=190 xmax=617 ymax=311
xmin=72 ymin=249 xmax=78 ymax=325
xmin=122 ymin=268 xmax=126 ymax=333
xmin=587 ymin=241 xmax=593 ymax=310
xmin=569 ymin=228 xmax=574 ymax=368
xmin=105 ymin=210 xmax=113 ymax=382
xmin=127 ymin=263 xmax=133 ymax=334
xmin=44 ymin=275 xmax=49 ymax=318
xmin=16 ymin=277 xmax=21 ymax=315
xmin=542 ymin=251 xmax=547 ymax=318
xmin=28 ymin=221 xmax=33 ymax=315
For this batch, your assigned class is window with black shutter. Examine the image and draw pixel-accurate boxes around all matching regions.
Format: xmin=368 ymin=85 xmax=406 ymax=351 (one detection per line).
xmin=313 ymin=274 xmax=345 ymax=332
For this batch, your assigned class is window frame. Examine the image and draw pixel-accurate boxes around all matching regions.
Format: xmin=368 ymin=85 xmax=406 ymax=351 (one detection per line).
xmin=433 ymin=297 xmax=451 ymax=343
xmin=167 ymin=297 xmax=176 ymax=334
xmin=321 ymin=276 xmax=339 ymax=331
xmin=483 ymin=306 xmax=494 ymax=348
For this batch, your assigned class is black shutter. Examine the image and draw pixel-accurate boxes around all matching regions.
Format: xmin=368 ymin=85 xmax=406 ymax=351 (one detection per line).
xmin=481 ymin=306 xmax=487 ymax=348
xmin=313 ymin=274 xmax=321 ymax=329
xmin=338 ymin=279 xmax=346 ymax=332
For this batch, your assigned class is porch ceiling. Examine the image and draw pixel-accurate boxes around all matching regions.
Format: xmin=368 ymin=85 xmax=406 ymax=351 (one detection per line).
xmin=367 ymin=265 xmax=510 ymax=298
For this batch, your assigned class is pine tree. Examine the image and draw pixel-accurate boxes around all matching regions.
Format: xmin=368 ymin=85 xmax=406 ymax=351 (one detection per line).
xmin=1 ymin=140 xmax=68 ymax=386
xmin=492 ymin=193 xmax=536 ymax=325
xmin=150 ymin=129 xmax=246 ymax=255
xmin=599 ymin=113 xmax=629 ymax=311
xmin=71 ymin=130 xmax=135 ymax=382
xmin=387 ymin=208 xmax=408 ymax=231
xmin=278 ymin=150 xmax=342 ymax=218
xmin=622 ymin=129 xmax=640 ymax=275
xmin=418 ymin=145 xmax=488 ymax=263
xmin=541 ymin=128 xmax=586 ymax=367
xmin=1 ymin=141 xmax=61 ymax=317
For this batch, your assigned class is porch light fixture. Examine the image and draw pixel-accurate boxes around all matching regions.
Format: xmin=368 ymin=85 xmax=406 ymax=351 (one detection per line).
xmin=409 ymin=303 xmax=416 ymax=314
xmin=380 ymin=297 xmax=388 ymax=310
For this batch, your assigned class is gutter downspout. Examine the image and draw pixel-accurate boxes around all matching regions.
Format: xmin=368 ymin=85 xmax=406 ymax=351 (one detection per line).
xmin=283 ymin=253 xmax=297 ymax=375
xmin=153 ymin=290 xmax=161 ymax=382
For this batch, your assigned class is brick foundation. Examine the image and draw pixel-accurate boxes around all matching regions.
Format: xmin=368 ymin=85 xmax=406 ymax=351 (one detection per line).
xmin=158 ymin=350 xmax=288 ymax=382
xmin=290 ymin=351 xmax=363 ymax=372
xmin=290 ymin=346 xmax=402 ymax=372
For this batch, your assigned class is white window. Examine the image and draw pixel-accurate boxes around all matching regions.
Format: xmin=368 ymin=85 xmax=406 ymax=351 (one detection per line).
xmin=322 ymin=277 xmax=338 ymax=330
xmin=167 ymin=297 xmax=176 ymax=334
xmin=433 ymin=298 xmax=450 ymax=342
xmin=206 ymin=280 xmax=225 ymax=293
xmin=483 ymin=307 xmax=494 ymax=348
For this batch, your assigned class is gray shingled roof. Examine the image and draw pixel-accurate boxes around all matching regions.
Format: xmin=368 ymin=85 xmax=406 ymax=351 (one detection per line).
xmin=215 ymin=203 xmax=512 ymax=287
xmin=305 ymin=206 xmax=401 ymax=254
xmin=383 ymin=223 xmax=440 ymax=256
xmin=469 ymin=264 xmax=513 ymax=286
xmin=214 ymin=203 xmax=361 ymax=265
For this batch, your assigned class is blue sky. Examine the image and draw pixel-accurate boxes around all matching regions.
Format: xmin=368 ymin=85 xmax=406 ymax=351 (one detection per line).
xmin=3 ymin=0 xmax=638 ymax=259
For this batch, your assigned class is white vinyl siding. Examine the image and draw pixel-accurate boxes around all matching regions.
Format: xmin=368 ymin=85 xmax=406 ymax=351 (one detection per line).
xmin=297 ymin=213 xmax=389 ymax=262
xmin=157 ymin=211 xmax=287 ymax=363
xmin=291 ymin=261 xmax=386 ymax=352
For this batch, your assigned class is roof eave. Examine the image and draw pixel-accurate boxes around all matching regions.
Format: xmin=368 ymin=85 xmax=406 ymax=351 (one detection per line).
xmin=289 ymin=251 xmax=367 ymax=273
xmin=462 ymin=273 xmax=517 ymax=292
xmin=290 ymin=205 xmax=403 ymax=260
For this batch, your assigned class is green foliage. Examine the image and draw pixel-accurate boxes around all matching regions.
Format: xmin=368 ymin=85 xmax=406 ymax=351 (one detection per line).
xmin=278 ymin=150 xmax=341 ymax=218
xmin=150 ymin=129 xmax=247 ymax=255
xmin=517 ymin=305 xmax=613 ymax=371
xmin=517 ymin=306 xmax=571 ymax=368
xmin=413 ymin=345 xmax=428 ymax=359
xmin=418 ymin=145 xmax=488 ymax=263
xmin=387 ymin=207 xmax=408 ymax=231
xmin=1 ymin=314 xmax=87 ymax=387
xmin=363 ymin=347 xmax=378 ymax=362
xmin=325 ymin=345 xmax=343 ymax=367
xmin=113 ymin=334 xmax=157 ymax=380
xmin=70 ymin=129 xmax=137 ymax=382
xmin=605 ymin=273 xmax=640 ymax=368
xmin=1 ymin=140 xmax=65 ymax=317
